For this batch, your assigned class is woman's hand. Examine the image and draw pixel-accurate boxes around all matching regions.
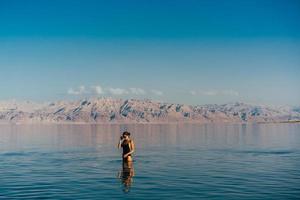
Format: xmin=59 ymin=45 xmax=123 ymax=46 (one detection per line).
xmin=123 ymin=153 xmax=129 ymax=158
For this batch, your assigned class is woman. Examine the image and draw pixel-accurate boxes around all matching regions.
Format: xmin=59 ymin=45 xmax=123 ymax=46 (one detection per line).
xmin=118 ymin=131 xmax=135 ymax=162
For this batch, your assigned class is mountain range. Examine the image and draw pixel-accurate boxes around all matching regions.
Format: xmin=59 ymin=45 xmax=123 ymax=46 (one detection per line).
xmin=0 ymin=98 xmax=299 ymax=124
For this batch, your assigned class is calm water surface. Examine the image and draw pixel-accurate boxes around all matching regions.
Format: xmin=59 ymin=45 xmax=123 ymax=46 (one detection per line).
xmin=0 ymin=123 xmax=299 ymax=199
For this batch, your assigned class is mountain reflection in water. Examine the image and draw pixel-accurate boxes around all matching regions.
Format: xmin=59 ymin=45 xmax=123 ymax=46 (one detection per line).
xmin=0 ymin=123 xmax=299 ymax=199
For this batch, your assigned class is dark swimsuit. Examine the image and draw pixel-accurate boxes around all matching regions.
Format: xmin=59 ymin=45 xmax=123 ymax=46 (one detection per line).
xmin=122 ymin=140 xmax=131 ymax=159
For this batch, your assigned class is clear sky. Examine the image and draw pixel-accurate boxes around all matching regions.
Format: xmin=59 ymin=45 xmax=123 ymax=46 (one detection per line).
xmin=0 ymin=0 xmax=299 ymax=106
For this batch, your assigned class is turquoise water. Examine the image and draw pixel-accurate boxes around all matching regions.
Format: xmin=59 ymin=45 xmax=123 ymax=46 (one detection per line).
xmin=0 ymin=123 xmax=299 ymax=199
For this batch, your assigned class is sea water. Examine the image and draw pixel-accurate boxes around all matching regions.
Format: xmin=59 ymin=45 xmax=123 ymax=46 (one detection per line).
xmin=0 ymin=123 xmax=299 ymax=199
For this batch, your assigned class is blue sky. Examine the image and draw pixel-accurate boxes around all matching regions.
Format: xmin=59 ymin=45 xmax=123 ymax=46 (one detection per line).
xmin=0 ymin=0 xmax=299 ymax=105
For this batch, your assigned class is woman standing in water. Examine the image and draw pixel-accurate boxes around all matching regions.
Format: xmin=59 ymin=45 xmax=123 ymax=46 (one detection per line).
xmin=117 ymin=131 xmax=135 ymax=192
xmin=118 ymin=131 xmax=135 ymax=162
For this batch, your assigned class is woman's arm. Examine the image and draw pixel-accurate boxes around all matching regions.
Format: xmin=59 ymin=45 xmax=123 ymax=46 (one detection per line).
xmin=117 ymin=138 xmax=123 ymax=149
xmin=130 ymin=140 xmax=135 ymax=153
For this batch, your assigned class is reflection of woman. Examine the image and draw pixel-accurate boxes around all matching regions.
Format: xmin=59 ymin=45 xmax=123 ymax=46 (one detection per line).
xmin=118 ymin=131 xmax=135 ymax=162
xmin=117 ymin=161 xmax=135 ymax=193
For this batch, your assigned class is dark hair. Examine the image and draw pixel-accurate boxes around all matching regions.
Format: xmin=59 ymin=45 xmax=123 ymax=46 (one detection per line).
xmin=122 ymin=131 xmax=130 ymax=136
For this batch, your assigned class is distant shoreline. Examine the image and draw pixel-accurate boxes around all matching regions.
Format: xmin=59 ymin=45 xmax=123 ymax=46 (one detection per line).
xmin=0 ymin=120 xmax=299 ymax=125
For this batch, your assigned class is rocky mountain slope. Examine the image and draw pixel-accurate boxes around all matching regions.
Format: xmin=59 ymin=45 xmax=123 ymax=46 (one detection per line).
xmin=0 ymin=98 xmax=299 ymax=123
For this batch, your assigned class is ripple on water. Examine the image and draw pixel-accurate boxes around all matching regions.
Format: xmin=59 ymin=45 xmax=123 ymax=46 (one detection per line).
xmin=0 ymin=124 xmax=300 ymax=199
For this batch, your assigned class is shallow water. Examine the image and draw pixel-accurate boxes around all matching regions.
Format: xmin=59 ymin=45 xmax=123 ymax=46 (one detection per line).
xmin=0 ymin=123 xmax=299 ymax=199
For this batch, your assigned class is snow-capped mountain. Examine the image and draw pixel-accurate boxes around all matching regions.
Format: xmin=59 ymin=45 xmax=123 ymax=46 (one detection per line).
xmin=0 ymin=98 xmax=299 ymax=123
